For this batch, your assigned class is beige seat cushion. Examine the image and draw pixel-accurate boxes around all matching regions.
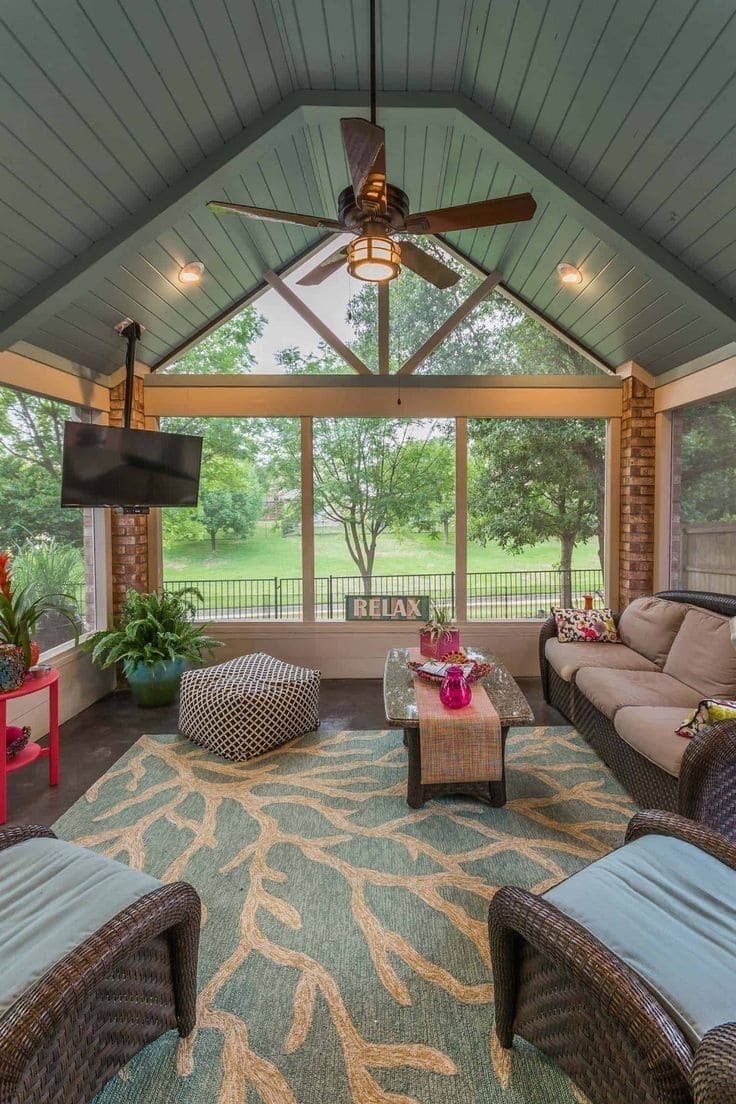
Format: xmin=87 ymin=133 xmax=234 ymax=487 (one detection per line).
xmin=664 ymin=607 xmax=736 ymax=699
xmin=613 ymin=706 xmax=693 ymax=778
xmin=618 ymin=597 xmax=688 ymax=667
xmin=545 ymin=638 xmax=659 ymax=683
xmin=575 ymin=668 xmax=701 ymax=720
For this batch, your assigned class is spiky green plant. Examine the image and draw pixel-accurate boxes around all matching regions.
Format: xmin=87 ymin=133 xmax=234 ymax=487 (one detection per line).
xmin=84 ymin=587 xmax=221 ymax=672
xmin=422 ymin=603 xmax=457 ymax=643
xmin=0 ymin=550 xmax=80 ymax=667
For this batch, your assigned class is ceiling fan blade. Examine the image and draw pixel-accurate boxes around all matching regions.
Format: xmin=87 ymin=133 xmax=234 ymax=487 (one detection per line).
xmin=405 ymin=192 xmax=537 ymax=234
xmin=340 ymin=117 xmax=386 ymax=210
xmin=207 ymin=200 xmax=342 ymax=230
xmin=398 ymin=241 xmax=460 ymax=288
xmin=296 ymin=250 xmax=348 ymax=286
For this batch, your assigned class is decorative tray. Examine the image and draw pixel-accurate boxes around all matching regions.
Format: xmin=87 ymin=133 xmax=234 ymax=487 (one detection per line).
xmin=408 ymin=653 xmax=493 ymax=685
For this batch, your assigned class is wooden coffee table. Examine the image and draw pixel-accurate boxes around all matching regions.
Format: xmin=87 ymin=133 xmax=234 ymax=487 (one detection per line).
xmin=383 ymin=647 xmax=534 ymax=808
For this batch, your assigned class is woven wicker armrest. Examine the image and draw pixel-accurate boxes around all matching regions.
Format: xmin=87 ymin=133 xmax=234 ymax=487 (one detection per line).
xmin=489 ymin=885 xmax=693 ymax=1092
xmin=625 ymin=811 xmax=736 ymax=870
xmin=0 ymin=825 xmax=56 ymax=853
xmin=538 ymin=615 xmax=557 ymax=698
xmin=0 ymin=881 xmax=201 ymax=1083
xmin=679 ymin=720 xmax=736 ymax=841
xmin=693 ymin=1023 xmax=736 ymax=1104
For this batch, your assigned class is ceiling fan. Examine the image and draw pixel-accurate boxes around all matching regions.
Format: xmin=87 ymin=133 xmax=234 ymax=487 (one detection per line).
xmin=207 ymin=1 xmax=536 ymax=289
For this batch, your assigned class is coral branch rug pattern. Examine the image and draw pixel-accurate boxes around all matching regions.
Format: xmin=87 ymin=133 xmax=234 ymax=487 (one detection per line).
xmin=54 ymin=726 xmax=635 ymax=1104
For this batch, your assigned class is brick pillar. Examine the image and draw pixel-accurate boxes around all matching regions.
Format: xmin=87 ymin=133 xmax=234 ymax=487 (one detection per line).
xmin=109 ymin=376 xmax=149 ymax=620
xmin=619 ymin=375 xmax=655 ymax=608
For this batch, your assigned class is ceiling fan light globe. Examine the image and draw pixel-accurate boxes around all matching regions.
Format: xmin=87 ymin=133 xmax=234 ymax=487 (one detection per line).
xmin=347 ymin=235 xmax=401 ymax=283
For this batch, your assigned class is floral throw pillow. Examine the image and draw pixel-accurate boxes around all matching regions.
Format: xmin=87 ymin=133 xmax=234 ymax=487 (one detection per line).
xmin=553 ymin=607 xmax=619 ymax=644
xmin=676 ymin=698 xmax=736 ymax=739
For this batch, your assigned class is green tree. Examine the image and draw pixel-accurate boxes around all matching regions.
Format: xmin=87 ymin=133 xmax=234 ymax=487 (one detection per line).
xmin=161 ymin=309 xmax=266 ymax=462
xmin=468 ymin=418 xmax=605 ymax=605
xmin=194 ymin=457 xmax=264 ymax=554
xmin=679 ymin=397 xmax=736 ymax=523
xmin=0 ymin=388 xmax=83 ymax=545
xmin=348 ymin=239 xmax=600 ymax=376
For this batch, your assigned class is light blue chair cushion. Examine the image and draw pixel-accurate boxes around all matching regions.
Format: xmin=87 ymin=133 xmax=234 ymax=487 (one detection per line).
xmin=0 ymin=837 xmax=162 ymax=1018
xmin=545 ymin=835 xmax=736 ymax=1050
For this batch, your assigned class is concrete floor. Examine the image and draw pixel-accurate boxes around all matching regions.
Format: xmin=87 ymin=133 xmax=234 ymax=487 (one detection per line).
xmin=4 ymin=677 xmax=564 ymax=827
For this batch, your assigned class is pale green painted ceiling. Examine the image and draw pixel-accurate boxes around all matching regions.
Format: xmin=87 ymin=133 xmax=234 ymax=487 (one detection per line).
xmin=0 ymin=0 xmax=734 ymax=378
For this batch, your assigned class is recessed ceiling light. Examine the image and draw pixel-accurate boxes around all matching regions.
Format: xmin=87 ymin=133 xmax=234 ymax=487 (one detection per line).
xmin=179 ymin=261 xmax=204 ymax=284
xmin=557 ymin=262 xmax=583 ymax=284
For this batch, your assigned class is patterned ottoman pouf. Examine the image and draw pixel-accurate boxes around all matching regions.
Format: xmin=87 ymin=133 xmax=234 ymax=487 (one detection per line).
xmin=178 ymin=653 xmax=320 ymax=761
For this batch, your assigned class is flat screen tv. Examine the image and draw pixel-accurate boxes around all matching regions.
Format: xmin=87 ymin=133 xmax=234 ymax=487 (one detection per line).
xmin=61 ymin=422 xmax=203 ymax=508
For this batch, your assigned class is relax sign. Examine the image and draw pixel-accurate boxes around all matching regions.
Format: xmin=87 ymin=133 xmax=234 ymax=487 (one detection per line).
xmin=345 ymin=595 xmax=430 ymax=621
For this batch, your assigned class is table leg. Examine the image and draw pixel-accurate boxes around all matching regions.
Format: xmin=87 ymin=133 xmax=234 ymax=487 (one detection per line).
xmin=487 ymin=726 xmax=509 ymax=807
xmin=405 ymin=728 xmax=424 ymax=809
xmin=0 ymin=700 xmax=6 ymax=824
xmin=49 ymin=679 xmax=59 ymax=786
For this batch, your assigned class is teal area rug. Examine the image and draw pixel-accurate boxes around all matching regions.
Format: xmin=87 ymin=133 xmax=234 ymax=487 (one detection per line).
xmin=54 ymin=726 xmax=635 ymax=1104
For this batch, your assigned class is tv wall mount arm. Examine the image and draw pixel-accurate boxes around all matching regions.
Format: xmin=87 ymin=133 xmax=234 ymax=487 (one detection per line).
xmin=114 ymin=318 xmax=149 ymax=514
xmin=115 ymin=318 xmax=143 ymax=429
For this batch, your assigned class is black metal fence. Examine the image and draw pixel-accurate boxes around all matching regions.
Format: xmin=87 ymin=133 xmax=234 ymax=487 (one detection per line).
xmin=167 ymin=568 xmax=604 ymax=622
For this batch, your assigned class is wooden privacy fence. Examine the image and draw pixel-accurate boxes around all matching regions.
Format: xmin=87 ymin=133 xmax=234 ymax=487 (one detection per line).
xmin=680 ymin=521 xmax=736 ymax=594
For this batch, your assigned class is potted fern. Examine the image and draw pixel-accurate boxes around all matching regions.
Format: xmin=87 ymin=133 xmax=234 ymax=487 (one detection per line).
xmin=84 ymin=588 xmax=221 ymax=707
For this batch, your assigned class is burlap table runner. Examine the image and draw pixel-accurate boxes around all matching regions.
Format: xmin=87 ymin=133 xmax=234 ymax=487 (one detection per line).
xmin=409 ymin=649 xmax=503 ymax=784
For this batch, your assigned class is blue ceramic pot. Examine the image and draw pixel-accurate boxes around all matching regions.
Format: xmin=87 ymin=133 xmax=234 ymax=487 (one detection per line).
xmin=125 ymin=657 xmax=185 ymax=707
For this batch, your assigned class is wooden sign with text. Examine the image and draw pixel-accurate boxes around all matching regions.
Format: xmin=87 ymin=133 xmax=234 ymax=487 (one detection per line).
xmin=345 ymin=595 xmax=430 ymax=621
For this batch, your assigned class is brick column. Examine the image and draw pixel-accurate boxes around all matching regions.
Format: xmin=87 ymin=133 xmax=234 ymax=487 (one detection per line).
xmin=619 ymin=375 xmax=655 ymax=608
xmin=109 ymin=376 xmax=149 ymax=620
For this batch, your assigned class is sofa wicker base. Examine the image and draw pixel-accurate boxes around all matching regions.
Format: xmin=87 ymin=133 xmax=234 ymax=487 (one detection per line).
xmin=546 ymin=665 xmax=576 ymax=724
xmin=0 ymin=826 xmax=200 ymax=1104
xmin=574 ymin=689 xmax=679 ymax=811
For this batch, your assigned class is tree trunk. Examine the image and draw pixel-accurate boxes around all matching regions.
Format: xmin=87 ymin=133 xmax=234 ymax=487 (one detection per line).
xmin=595 ymin=472 xmax=605 ymax=573
xmin=443 ymin=518 xmax=449 ymax=544
xmin=560 ymin=532 xmax=575 ymax=607
xmin=209 ymin=530 xmax=217 ymax=553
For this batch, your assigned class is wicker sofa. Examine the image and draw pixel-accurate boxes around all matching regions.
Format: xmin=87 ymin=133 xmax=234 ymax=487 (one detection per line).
xmin=540 ymin=590 xmax=736 ymax=820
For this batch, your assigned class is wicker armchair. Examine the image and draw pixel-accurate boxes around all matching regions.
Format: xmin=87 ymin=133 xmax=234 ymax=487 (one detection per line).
xmin=540 ymin=590 xmax=736 ymax=825
xmin=489 ymin=810 xmax=736 ymax=1104
xmin=0 ymin=825 xmax=201 ymax=1104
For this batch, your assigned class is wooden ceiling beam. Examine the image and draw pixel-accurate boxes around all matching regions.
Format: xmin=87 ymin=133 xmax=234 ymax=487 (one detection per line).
xmin=263 ymin=270 xmax=372 ymax=376
xmin=397 ymin=271 xmax=501 ymax=375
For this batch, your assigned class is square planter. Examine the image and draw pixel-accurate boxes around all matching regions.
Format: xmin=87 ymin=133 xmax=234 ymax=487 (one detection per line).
xmin=419 ymin=629 xmax=460 ymax=660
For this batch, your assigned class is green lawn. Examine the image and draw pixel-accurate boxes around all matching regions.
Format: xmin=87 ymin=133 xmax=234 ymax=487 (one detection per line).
xmin=163 ymin=524 xmax=601 ymax=583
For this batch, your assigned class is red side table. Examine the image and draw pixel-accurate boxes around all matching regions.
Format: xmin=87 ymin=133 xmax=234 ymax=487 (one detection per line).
xmin=0 ymin=668 xmax=59 ymax=824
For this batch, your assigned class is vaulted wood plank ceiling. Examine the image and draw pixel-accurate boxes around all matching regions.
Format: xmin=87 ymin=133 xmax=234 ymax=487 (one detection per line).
xmin=0 ymin=0 xmax=734 ymax=379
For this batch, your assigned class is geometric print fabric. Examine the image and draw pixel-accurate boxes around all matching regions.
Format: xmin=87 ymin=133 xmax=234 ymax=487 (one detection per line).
xmin=178 ymin=652 xmax=320 ymax=761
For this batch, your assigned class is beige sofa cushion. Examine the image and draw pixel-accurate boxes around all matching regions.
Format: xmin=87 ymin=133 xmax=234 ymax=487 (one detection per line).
xmin=618 ymin=597 xmax=688 ymax=667
xmin=545 ymin=638 xmax=659 ymax=683
xmin=663 ymin=608 xmax=736 ymax=699
xmin=614 ymin=707 xmax=692 ymax=778
xmin=575 ymin=668 xmax=701 ymax=720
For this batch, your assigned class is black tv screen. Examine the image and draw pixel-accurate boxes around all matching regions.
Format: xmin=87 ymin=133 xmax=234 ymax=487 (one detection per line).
xmin=61 ymin=422 xmax=203 ymax=508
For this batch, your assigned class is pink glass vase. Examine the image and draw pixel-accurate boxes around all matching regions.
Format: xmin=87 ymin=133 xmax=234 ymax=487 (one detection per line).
xmin=439 ymin=665 xmax=472 ymax=709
